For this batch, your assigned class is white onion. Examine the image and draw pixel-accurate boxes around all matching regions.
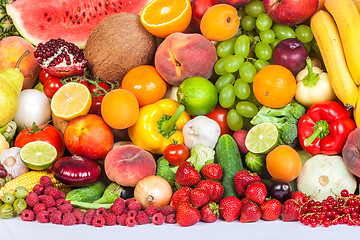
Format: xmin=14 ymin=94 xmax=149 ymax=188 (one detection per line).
xmin=13 ymin=89 xmax=51 ymax=131
xmin=134 ymin=175 xmax=172 ymax=209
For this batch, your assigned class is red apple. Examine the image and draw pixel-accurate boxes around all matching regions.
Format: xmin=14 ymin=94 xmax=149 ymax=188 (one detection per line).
xmin=215 ymin=0 xmax=252 ymax=8
xmin=263 ymin=0 xmax=319 ymax=26
xmin=192 ymin=0 xmax=218 ymax=29
xmin=64 ymin=114 xmax=114 ymax=160
xmin=271 ymin=38 xmax=308 ymax=75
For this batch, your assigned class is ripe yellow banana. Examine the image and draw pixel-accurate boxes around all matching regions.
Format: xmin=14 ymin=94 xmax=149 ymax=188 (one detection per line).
xmin=310 ymin=10 xmax=358 ymax=109
xmin=324 ymin=0 xmax=360 ymax=85
xmin=353 ymin=88 xmax=360 ymax=127
xmin=352 ymin=0 xmax=360 ymax=12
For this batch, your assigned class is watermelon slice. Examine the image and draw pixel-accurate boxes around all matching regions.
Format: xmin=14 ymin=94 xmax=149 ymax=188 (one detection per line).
xmin=6 ymin=0 xmax=152 ymax=48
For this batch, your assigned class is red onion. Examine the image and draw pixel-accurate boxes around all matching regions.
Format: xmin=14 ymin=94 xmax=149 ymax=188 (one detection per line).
xmin=51 ymin=155 xmax=101 ymax=187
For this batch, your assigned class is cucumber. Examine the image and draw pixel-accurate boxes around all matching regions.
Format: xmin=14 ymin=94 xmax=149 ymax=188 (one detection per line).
xmin=215 ymin=134 xmax=243 ymax=198
xmin=65 ymin=181 xmax=106 ymax=203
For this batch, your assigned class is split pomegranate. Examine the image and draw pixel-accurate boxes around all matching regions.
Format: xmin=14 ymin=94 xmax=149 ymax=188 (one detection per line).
xmin=34 ymin=38 xmax=87 ymax=77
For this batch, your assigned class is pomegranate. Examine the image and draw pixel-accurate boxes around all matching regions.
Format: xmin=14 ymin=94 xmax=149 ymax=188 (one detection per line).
xmin=34 ymin=38 xmax=87 ymax=77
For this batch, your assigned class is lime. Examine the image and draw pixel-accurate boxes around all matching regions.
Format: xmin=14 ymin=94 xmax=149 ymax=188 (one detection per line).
xmin=177 ymin=77 xmax=218 ymax=116
xmin=20 ymin=141 xmax=57 ymax=170
xmin=245 ymin=122 xmax=279 ymax=154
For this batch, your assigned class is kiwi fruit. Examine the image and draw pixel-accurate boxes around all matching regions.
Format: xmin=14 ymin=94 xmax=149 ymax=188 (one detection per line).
xmin=84 ymin=13 xmax=157 ymax=83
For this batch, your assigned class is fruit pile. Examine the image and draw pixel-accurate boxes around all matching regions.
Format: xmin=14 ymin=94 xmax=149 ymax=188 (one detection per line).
xmin=2 ymin=0 xmax=360 ymax=231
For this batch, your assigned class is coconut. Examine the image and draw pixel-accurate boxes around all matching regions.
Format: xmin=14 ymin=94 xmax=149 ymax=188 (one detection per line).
xmin=84 ymin=13 xmax=157 ymax=83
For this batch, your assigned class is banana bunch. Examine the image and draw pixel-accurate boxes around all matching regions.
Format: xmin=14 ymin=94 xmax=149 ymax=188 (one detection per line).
xmin=310 ymin=0 xmax=360 ymax=126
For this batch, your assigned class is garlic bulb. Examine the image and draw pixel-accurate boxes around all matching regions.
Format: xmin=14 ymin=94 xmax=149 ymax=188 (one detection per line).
xmin=0 ymin=147 xmax=28 ymax=179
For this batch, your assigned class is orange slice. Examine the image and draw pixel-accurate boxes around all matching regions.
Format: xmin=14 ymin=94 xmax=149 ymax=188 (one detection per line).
xmin=140 ymin=0 xmax=192 ymax=38
xmin=51 ymin=82 xmax=91 ymax=121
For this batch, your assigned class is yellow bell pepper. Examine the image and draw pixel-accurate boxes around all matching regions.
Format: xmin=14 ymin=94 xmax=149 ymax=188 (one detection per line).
xmin=128 ymin=98 xmax=190 ymax=155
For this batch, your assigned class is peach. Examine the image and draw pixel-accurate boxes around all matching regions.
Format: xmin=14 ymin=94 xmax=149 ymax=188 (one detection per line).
xmin=64 ymin=114 xmax=114 ymax=160
xmin=0 ymin=36 xmax=41 ymax=89
xmin=154 ymin=32 xmax=217 ymax=86
xmin=104 ymin=145 xmax=156 ymax=187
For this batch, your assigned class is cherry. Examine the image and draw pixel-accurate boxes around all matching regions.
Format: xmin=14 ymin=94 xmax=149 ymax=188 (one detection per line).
xmin=341 ymin=189 xmax=349 ymax=198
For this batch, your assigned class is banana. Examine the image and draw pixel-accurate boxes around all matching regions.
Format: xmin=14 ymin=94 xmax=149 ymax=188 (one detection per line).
xmin=353 ymin=88 xmax=360 ymax=127
xmin=352 ymin=0 xmax=360 ymax=13
xmin=310 ymin=10 xmax=358 ymax=109
xmin=324 ymin=0 xmax=360 ymax=85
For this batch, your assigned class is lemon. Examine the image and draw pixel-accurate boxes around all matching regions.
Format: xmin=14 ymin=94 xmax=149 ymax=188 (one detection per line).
xmin=20 ymin=141 xmax=57 ymax=170
xmin=51 ymin=82 xmax=91 ymax=121
xmin=177 ymin=77 xmax=218 ymax=116
xmin=245 ymin=122 xmax=279 ymax=154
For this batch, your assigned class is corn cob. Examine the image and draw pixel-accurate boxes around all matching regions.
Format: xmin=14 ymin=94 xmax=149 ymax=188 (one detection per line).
xmin=0 ymin=170 xmax=70 ymax=198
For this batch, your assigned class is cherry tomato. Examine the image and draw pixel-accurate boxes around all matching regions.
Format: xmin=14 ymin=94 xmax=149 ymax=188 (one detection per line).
xmin=164 ymin=144 xmax=189 ymax=166
xmin=43 ymin=77 xmax=63 ymax=99
xmin=14 ymin=123 xmax=65 ymax=159
xmin=64 ymin=77 xmax=90 ymax=88
xmin=89 ymin=82 xmax=110 ymax=95
xmin=89 ymin=95 xmax=105 ymax=116
xmin=206 ymin=104 xmax=233 ymax=136
xmin=39 ymin=69 xmax=61 ymax=85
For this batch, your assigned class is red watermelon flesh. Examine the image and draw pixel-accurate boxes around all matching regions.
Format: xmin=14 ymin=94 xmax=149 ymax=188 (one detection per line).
xmin=6 ymin=0 xmax=152 ymax=48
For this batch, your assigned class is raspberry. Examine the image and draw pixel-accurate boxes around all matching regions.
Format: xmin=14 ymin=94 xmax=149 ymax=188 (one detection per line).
xmin=26 ymin=192 xmax=39 ymax=208
xmin=165 ymin=214 xmax=176 ymax=224
xmin=40 ymin=176 xmax=52 ymax=188
xmin=152 ymin=212 xmax=165 ymax=225
xmin=62 ymin=212 xmax=76 ymax=226
xmin=44 ymin=186 xmax=55 ymax=196
xmin=38 ymin=195 xmax=47 ymax=203
xmin=117 ymin=213 xmax=127 ymax=226
xmin=47 ymin=207 xmax=57 ymax=213
xmin=161 ymin=205 xmax=175 ymax=216
xmin=84 ymin=209 xmax=96 ymax=225
xmin=72 ymin=208 xmax=84 ymax=224
xmin=33 ymin=203 xmax=47 ymax=215
xmin=58 ymin=192 xmax=66 ymax=199
xmin=125 ymin=198 xmax=136 ymax=208
xmin=49 ymin=210 xmax=63 ymax=225
xmin=21 ymin=209 xmax=35 ymax=222
xmin=109 ymin=203 xmax=124 ymax=216
xmin=135 ymin=211 xmax=150 ymax=225
xmin=128 ymin=200 xmax=142 ymax=212
xmin=127 ymin=209 xmax=137 ymax=218
xmin=56 ymin=198 xmax=66 ymax=208
xmin=46 ymin=187 xmax=60 ymax=200
xmin=113 ymin=198 xmax=126 ymax=208
xmin=33 ymin=184 xmax=44 ymax=195
xmin=145 ymin=205 xmax=157 ymax=216
xmin=95 ymin=207 xmax=107 ymax=216
xmin=92 ymin=215 xmax=105 ymax=227
xmin=36 ymin=211 xmax=50 ymax=223
xmin=126 ymin=216 xmax=136 ymax=227
xmin=105 ymin=212 xmax=116 ymax=226
xmin=42 ymin=195 xmax=56 ymax=208
xmin=59 ymin=203 xmax=74 ymax=214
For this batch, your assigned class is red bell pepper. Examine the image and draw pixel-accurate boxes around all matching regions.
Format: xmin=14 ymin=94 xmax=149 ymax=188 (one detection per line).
xmin=298 ymin=101 xmax=356 ymax=155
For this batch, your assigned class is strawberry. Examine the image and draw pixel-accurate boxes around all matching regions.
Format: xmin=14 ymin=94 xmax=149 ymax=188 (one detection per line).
xmin=190 ymin=188 xmax=210 ymax=208
xmin=233 ymin=170 xmax=261 ymax=197
xmin=240 ymin=198 xmax=262 ymax=223
xmin=201 ymin=202 xmax=220 ymax=223
xmin=170 ymin=186 xmax=191 ymax=210
xmin=175 ymin=162 xmax=200 ymax=187
xmin=245 ymin=182 xmax=267 ymax=205
xmin=219 ymin=196 xmax=242 ymax=222
xmin=260 ymin=199 xmax=282 ymax=221
xmin=200 ymin=163 xmax=223 ymax=181
xmin=281 ymin=199 xmax=300 ymax=222
xmin=196 ymin=180 xmax=224 ymax=203
xmin=176 ymin=202 xmax=201 ymax=227
xmin=291 ymin=191 xmax=306 ymax=205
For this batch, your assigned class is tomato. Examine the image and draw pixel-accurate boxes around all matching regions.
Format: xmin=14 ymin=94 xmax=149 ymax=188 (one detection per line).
xmin=89 ymin=82 xmax=110 ymax=95
xmin=14 ymin=123 xmax=65 ymax=159
xmin=88 ymin=83 xmax=110 ymax=116
xmin=192 ymin=0 xmax=218 ymax=28
xmin=206 ymin=104 xmax=233 ymax=136
xmin=164 ymin=143 xmax=189 ymax=166
xmin=89 ymin=95 xmax=105 ymax=116
xmin=39 ymin=69 xmax=61 ymax=85
xmin=43 ymin=77 xmax=63 ymax=99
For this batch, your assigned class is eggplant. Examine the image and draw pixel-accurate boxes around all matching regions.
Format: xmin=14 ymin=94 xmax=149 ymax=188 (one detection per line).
xmin=262 ymin=179 xmax=292 ymax=203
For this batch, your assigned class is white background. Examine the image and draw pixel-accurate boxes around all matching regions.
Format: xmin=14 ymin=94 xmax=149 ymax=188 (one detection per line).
xmin=1 ymin=217 xmax=360 ymax=240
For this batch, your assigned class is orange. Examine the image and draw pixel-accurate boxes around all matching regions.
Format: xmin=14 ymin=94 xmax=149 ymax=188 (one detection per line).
xmin=101 ymin=89 xmax=139 ymax=130
xmin=266 ymin=145 xmax=302 ymax=182
xmin=200 ymin=4 xmax=240 ymax=41
xmin=121 ymin=65 xmax=167 ymax=107
xmin=253 ymin=65 xmax=296 ymax=108
xmin=140 ymin=0 xmax=192 ymax=38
